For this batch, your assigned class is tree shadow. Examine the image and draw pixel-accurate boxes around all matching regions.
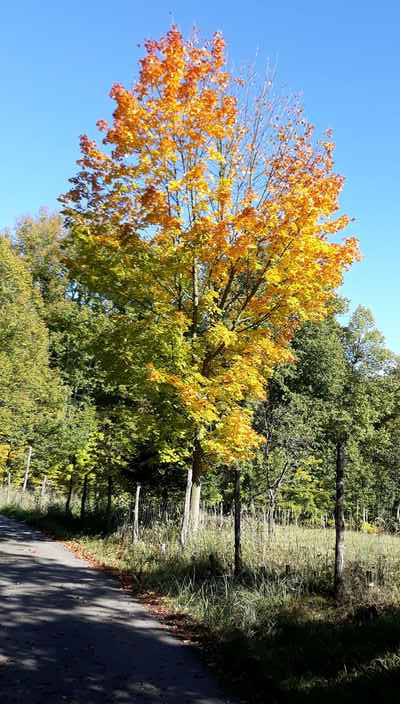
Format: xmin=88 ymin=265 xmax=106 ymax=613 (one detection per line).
xmin=0 ymin=505 xmax=116 ymax=540
xmin=287 ymin=665 xmax=400 ymax=704
xmin=282 ymin=609 xmax=400 ymax=703
xmin=0 ymin=515 xmax=231 ymax=704
xmin=218 ymin=602 xmax=400 ymax=703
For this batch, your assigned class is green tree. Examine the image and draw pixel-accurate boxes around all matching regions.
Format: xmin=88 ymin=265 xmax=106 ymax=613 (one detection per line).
xmin=289 ymin=306 xmax=393 ymax=598
xmin=0 ymin=235 xmax=65 ymax=487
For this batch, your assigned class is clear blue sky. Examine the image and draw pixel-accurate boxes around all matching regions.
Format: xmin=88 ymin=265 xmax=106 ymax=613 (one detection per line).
xmin=1 ymin=1 xmax=399 ymax=351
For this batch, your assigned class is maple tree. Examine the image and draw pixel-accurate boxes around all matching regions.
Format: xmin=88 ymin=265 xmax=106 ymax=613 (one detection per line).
xmin=61 ymin=27 xmax=359 ymax=530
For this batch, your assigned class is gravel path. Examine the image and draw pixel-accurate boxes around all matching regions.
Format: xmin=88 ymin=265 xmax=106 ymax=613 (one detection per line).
xmin=0 ymin=515 xmax=233 ymax=704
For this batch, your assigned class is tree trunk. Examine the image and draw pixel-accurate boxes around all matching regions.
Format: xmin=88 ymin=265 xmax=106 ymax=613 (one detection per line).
xmin=219 ymin=502 xmax=224 ymax=529
xmin=189 ymin=438 xmax=203 ymax=533
xmin=133 ymin=483 xmax=141 ymax=543
xmin=41 ymin=476 xmax=47 ymax=498
xmin=234 ymin=469 xmax=242 ymax=577
xmin=180 ymin=466 xmax=193 ymax=547
xmin=6 ymin=471 xmax=11 ymax=503
xmin=22 ymin=445 xmax=32 ymax=492
xmin=106 ymin=474 xmax=113 ymax=528
xmin=93 ymin=482 xmax=99 ymax=512
xmin=80 ymin=473 xmax=89 ymax=520
xmin=187 ymin=252 xmax=202 ymax=536
xmin=65 ymin=474 xmax=74 ymax=515
xmin=334 ymin=440 xmax=346 ymax=601
xmin=190 ymin=482 xmax=201 ymax=533
xmin=267 ymin=489 xmax=276 ymax=536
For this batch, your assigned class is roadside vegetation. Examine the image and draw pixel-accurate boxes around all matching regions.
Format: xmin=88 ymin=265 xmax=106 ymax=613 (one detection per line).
xmin=4 ymin=490 xmax=400 ymax=703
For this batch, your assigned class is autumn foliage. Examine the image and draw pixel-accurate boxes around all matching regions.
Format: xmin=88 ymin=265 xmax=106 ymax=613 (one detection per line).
xmin=61 ymin=27 xmax=359 ymax=470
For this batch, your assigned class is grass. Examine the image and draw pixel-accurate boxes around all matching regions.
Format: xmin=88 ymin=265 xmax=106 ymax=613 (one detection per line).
xmin=3 ymin=491 xmax=400 ymax=702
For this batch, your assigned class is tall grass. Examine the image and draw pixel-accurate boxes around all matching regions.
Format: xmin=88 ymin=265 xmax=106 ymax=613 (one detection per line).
xmin=3 ymin=488 xmax=400 ymax=604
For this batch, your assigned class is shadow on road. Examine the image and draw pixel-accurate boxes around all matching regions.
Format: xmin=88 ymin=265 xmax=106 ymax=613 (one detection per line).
xmin=0 ymin=515 xmax=229 ymax=704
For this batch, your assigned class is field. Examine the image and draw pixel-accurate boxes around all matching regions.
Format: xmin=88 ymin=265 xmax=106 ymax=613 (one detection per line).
xmin=2 ymin=490 xmax=400 ymax=703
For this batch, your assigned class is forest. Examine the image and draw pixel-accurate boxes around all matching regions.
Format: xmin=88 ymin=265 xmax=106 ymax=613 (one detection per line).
xmin=1 ymin=27 xmax=400 ymax=702
xmin=1 ymin=210 xmax=399 ymax=535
